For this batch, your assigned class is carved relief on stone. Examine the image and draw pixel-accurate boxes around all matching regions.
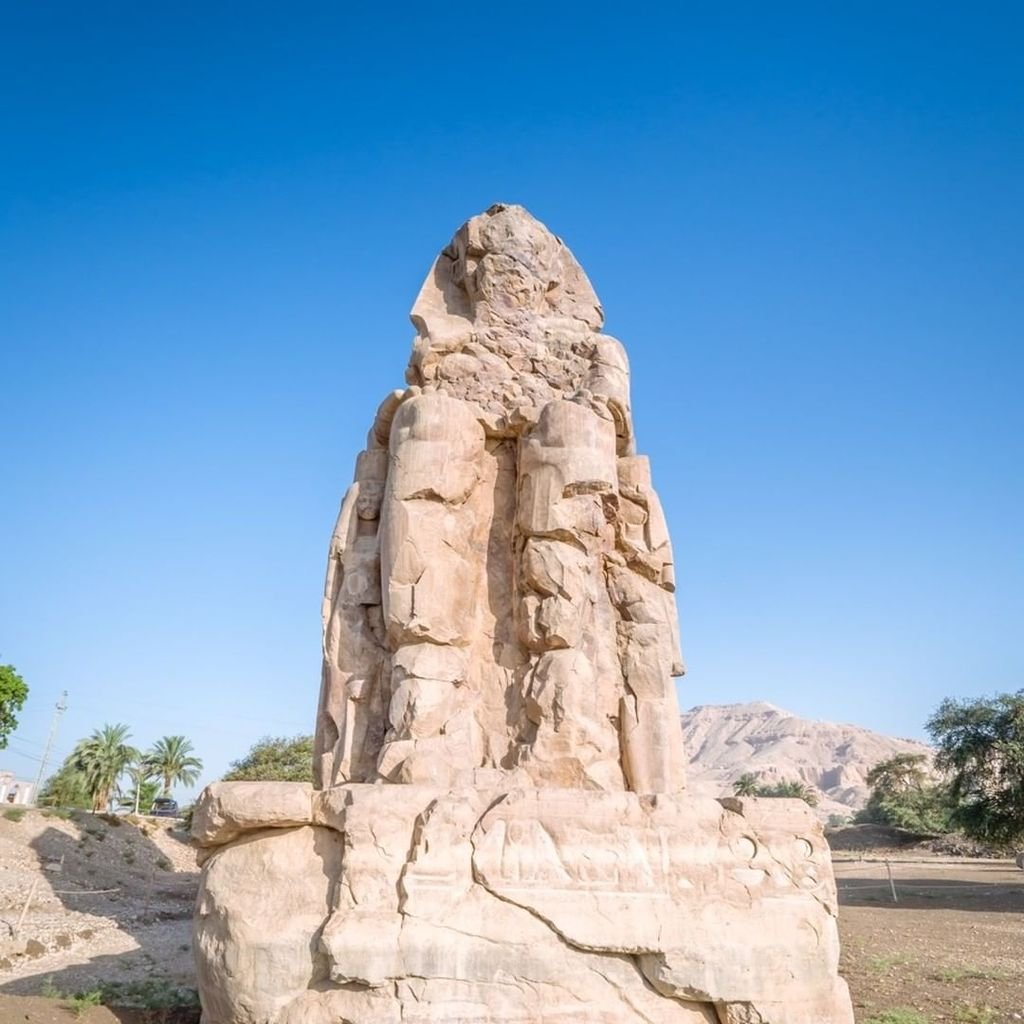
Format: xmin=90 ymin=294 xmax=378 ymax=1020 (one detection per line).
xmin=314 ymin=446 xmax=389 ymax=788
xmin=193 ymin=783 xmax=853 ymax=1024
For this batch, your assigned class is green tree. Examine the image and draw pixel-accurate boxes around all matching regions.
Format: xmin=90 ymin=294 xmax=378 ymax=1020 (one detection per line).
xmin=856 ymin=753 xmax=953 ymax=834
xmin=38 ymin=758 xmax=91 ymax=809
xmin=146 ymin=735 xmax=203 ymax=797
xmin=0 ymin=664 xmax=29 ymax=749
xmin=866 ymin=753 xmax=930 ymax=799
xmin=856 ymin=783 xmax=953 ymax=833
xmin=223 ymin=735 xmax=314 ymax=783
xmin=72 ymin=723 xmax=139 ymax=812
xmin=732 ymin=773 xmax=761 ymax=797
xmin=927 ymin=690 xmax=1024 ymax=847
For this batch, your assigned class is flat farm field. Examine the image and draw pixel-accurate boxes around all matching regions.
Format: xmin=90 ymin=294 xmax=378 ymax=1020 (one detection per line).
xmin=837 ymin=855 xmax=1024 ymax=1023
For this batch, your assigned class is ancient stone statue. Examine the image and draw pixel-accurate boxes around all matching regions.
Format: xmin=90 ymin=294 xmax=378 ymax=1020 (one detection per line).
xmin=192 ymin=205 xmax=856 ymax=1024
xmin=314 ymin=203 xmax=687 ymax=794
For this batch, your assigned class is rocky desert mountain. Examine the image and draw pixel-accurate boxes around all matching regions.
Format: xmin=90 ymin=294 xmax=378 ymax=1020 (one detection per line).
xmin=682 ymin=701 xmax=933 ymax=819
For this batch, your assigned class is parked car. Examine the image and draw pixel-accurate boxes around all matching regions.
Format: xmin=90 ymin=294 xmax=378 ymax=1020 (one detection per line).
xmin=150 ymin=797 xmax=179 ymax=818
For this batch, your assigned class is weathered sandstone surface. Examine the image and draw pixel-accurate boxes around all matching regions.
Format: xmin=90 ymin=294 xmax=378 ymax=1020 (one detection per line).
xmin=193 ymin=205 xmax=855 ymax=1023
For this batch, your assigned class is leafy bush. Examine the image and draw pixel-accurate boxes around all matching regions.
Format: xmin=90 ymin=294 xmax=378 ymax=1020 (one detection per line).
xmin=118 ymin=775 xmax=159 ymax=814
xmin=95 ymin=979 xmax=200 ymax=1010
xmin=66 ymin=989 xmax=103 ymax=1017
xmin=855 ymin=785 xmax=955 ymax=834
xmin=3 ymin=807 xmax=26 ymax=822
xmin=223 ymin=735 xmax=313 ymax=783
xmin=42 ymin=978 xmax=199 ymax=1014
xmin=40 ymin=807 xmax=73 ymax=820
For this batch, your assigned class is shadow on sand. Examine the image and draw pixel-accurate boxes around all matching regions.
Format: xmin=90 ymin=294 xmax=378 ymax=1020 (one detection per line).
xmin=0 ymin=814 xmax=199 ymax=1022
xmin=837 ymin=870 xmax=1024 ymax=913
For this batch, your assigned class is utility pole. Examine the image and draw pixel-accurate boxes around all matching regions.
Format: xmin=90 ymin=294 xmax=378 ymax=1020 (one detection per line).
xmin=32 ymin=691 xmax=68 ymax=804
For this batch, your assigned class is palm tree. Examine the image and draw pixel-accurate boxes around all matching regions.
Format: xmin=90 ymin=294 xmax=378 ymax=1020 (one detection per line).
xmin=733 ymin=772 xmax=761 ymax=797
xmin=72 ymin=723 xmax=139 ymax=812
xmin=762 ymin=779 xmax=820 ymax=807
xmin=124 ymin=758 xmax=159 ymax=815
xmin=783 ymin=780 xmax=819 ymax=807
xmin=146 ymin=735 xmax=203 ymax=797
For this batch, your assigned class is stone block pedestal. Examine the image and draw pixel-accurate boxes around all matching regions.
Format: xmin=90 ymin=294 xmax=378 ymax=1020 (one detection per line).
xmin=192 ymin=783 xmax=854 ymax=1024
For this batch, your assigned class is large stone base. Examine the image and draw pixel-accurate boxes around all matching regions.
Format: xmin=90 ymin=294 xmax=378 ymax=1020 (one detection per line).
xmin=192 ymin=783 xmax=854 ymax=1024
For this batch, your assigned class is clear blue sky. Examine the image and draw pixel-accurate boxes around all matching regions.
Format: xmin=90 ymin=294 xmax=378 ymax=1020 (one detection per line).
xmin=2 ymin=4 xmax=1021 ymax=797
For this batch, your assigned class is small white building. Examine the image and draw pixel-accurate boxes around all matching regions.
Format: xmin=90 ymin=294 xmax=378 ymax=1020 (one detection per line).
xmin=0 ymin=770 xmax=35 ymax=806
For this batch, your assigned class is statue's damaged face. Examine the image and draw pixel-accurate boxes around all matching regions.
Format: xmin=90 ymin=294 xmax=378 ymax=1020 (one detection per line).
xmin=452 ymin=209 xmax=560 ymax=316
xmin=356 ymin=481 xmax=385 ymax=521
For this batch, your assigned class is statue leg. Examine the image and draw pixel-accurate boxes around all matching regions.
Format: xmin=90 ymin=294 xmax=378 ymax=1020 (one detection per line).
xmin=515 ymin=399 xmax=626 ymax=790
xmin=376 ymin=394 xmax=488 ymax=785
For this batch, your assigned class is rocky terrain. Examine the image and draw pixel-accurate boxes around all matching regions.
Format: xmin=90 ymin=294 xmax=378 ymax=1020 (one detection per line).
xmin=683 ymin=701 xmax=933 ymax=818
xmin=0 ymin=807 xmax=198 ymax=1013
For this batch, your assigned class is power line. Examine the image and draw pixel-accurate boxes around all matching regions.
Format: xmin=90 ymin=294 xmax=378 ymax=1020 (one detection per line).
xmin=5 ymin=736 xmax=71 ymax=764
xmin=32 ymin=691 xmax=67 ymax=802
xmin=68 ymin=697 xmax=310 ymax=734
xmin=4 ymin=741 xmax=71 ymax=766
xmin=6 ymin=733 xmax=48 ymax=749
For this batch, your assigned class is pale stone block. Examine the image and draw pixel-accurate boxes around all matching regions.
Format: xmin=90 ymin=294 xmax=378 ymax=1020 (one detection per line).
xmin=191 ymin=782 xmax=313 ymax=847
xmin=193 ymin=826 xmax=340 ymax=1024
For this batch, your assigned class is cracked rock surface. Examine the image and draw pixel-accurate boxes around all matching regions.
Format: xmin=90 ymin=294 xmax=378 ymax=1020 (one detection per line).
xmin=194 ymin=785 xmax=852 ymax=1023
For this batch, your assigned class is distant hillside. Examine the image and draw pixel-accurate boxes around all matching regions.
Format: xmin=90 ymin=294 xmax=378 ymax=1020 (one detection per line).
xmin=681 ymin=701 xmax=933 ymax=820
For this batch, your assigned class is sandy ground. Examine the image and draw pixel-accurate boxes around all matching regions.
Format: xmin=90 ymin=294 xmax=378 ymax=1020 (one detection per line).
xmin=0 ymin=808 xmax=197 ymax=1017
xmin=1 ymin=810 xmax=1021 ymax=1022
xmin=836 ymin=856 xmax=1024 ymax=1023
